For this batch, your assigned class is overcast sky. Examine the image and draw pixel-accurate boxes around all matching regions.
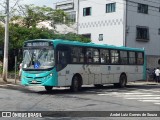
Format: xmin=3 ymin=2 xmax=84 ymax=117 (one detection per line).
xmin=20 ymin=0 xmax=63 ymax=8
xmin=0 ymin=0 xmax=64 ymax=13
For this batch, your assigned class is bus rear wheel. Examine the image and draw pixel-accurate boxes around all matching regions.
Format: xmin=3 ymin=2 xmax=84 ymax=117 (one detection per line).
xmin=94 ymin=84 xmax=103 ymax=88
xmin=119 ymin=74 xmax=127 ymax=88
xmin=45 ymin=86 xmax=53 ymax=92
xmin=70 ymin=76 xmax=81 ymax=92
xmin=114 ymin=74 xmax=127 ymax=88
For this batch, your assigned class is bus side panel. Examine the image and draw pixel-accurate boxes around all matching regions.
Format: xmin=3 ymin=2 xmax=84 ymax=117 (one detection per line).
xmin=57 ymin=65 xmax=85 ymax=86
xmin=101 ymin=65 xmax=112 ymax=84
xmin=57 ymin=64 xmax=102 ymax=86
xmin=125 ymin=65 xmax=143 ymax=82
xmin=57 ymin=64 xmax=144 ymax=86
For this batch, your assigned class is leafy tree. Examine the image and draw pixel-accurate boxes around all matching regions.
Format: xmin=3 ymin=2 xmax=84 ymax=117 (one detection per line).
xmin=50 ymin=9 xmax=67 ymax=24
xmin=0 ymin=25 xmax=4 ymax=46
xmin=11 ymin=5 xmax=68 ymax=28
xmin=0 ymin=4 xmax=91 ymax=71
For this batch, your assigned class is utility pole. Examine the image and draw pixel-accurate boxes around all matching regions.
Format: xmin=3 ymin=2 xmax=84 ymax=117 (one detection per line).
xmin=77 ymin=0 xmax=79 ymax=34
xmin=2 ymin=0 xmax=9 ymax=82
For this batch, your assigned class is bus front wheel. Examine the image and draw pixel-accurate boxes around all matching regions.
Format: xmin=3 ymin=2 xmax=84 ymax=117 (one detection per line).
xmin=70 ymin=76 xmax=81 ymax=92
xmin=45 ymin=86 xmax=53 ymax=92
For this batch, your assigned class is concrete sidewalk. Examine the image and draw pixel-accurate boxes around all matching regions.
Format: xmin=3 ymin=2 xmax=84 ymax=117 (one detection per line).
xmin=128 ymin=80 xmax=159 ymax=85
xmin=0 ymin=78 xmax=20 ymax=85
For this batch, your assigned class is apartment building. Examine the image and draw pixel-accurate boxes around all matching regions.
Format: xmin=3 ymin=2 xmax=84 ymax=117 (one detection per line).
xmin=55 ymin=0 xmax=78 ymax=23
xmin=78 ymin=0 xmax=160 ymax=68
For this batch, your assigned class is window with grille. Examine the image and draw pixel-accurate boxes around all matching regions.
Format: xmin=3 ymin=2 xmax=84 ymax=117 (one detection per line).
xmin=138 ymin=3 xmax=148 ymax=14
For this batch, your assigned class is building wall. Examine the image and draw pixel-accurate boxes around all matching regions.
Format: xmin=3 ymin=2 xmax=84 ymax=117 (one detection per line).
xmin=55 ymin=0 xmax=78 ymax=22
xmin=126 ymin=0 xmax=160 ymax=67
xmin=126 ymin=0 xmax=160 ymax=55
xmin=54 ymin=0 xmax=78 ymax=33
xmin=78 ymin=0 xmax=126 ymax=46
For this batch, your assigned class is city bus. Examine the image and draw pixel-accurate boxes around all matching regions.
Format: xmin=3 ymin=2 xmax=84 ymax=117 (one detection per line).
xmin=21 ymin=39 xmax=146 ymax=92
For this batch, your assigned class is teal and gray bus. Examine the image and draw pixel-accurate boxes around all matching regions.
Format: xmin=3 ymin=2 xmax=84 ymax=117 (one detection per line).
xmin=21 ymin=39 xmax=146 ymax=92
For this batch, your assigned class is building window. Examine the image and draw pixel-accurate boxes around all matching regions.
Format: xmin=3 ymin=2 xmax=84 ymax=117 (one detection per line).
xmin=138 ymin=3 xmax=148 ymax=14
xmin=67 ymin=12 xmax=76 ymax=23
xmin=158 ymin=28 xmax=160 ymax=35
xmin=83 ymin=7 xmax=91 ymax=16
xmin=136 ymin=26 xmax=149 ymax=41
xmin=99 ymin=34 xmax=103 ymax=41
xmin=106 ymin=3 xmax=116 ymax=13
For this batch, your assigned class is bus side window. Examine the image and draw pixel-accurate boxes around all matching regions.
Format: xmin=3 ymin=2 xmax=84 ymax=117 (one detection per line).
xmin=79 ymin=48 xmax=85 ymax=63
xmin=137 ymin=52 xmax=144 ymax=65
xmin=71 ymin=47 xmax=78 ymax=63
xmin=93 ymin=49 xmax=99 ymax=63
xmin=120 ymin=51 xmax=128 ymax=64
xmin=100 ymin=49 xmax=110 ymax=64
xmin=86 ymin=48 xmax=93 ymax=63
xmin=129 ymin=52 xmax=136 ymax=64
xmin=111 ymin=50 xmax=119 ymax=64
xmin=71 ymin=47 xmax=85 ymax=63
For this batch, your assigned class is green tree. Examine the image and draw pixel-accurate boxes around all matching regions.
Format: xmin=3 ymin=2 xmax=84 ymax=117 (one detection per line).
xmin=11 ymin=5 xmax=68 ymax=28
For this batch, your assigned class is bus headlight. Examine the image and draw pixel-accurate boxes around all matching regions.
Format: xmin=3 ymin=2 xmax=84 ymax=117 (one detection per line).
xmin=50 ymin=73 xmax=53 ymax=76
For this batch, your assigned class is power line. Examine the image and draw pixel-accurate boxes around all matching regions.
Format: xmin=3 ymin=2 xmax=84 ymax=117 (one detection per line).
xmin=141 ymin=0 xmax=160 ymax=4
xmin=10 ymin=0 xmax=20 ymax=14
xmin=84 ymin=0 xmax=160 ymax=13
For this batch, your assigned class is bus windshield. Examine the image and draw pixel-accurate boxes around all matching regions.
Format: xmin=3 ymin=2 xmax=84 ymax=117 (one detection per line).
xmin=23 ymin=48 xmax=55 ymax=70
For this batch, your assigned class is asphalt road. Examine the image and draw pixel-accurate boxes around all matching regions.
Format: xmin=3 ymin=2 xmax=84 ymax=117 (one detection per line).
xmin=0 ymin=83 xmax=160 ymax=120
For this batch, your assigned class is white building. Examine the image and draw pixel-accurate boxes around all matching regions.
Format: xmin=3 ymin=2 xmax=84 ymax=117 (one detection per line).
xmin=55 ymin=0 xmax=78 ymax=23
xmin=78 ymin=0 xmax=160 ymax=68
xmin=54 ymin=0 xmax=79 ymax=34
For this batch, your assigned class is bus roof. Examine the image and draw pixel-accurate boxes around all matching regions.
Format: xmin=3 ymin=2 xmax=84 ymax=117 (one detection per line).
xmin=25 ymin=39 xmax=144 ymax=52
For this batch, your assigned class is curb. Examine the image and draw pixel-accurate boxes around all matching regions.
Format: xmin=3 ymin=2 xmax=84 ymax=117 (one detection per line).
xmin=0 ymin=83 xmax=25 ymax=90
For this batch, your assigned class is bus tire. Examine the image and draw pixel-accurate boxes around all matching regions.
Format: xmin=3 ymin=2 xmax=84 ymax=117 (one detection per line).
xmin=45 ymin=86 xmax=53 ymax=92
xmin=114 ymin=83 xmax=119 ymax=87
xmin=114 ymin=74 xmax=127 ymax=88
xmin=94 ymin=84 xmax=103 ymax=88
xmin=119 ymin=74 xmax=127 ymax=88
xmin=70 ymin=76 xmax=81 ymax=92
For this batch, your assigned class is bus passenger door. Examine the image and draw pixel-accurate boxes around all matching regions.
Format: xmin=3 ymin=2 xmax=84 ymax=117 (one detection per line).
xmin=56 ymin=45 xmax=71 ymax=86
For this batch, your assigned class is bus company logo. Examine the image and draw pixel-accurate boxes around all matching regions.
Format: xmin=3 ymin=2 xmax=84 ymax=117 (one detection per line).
xmin=2 ymin=112 xmax=11 ymax=117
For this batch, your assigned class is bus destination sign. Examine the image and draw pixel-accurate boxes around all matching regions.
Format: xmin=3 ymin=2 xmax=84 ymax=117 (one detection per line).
xmin=25 ymin=41 xmax=52 ymax=47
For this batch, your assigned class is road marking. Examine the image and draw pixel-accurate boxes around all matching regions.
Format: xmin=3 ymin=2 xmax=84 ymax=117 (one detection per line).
xmin=117 ymin=95 xmax=160 ymax=97
xmin=126 ymin=97 xmax=160 ymax=100
xmin=97 ymin=90 xmax=160 ymax=105
xmin=139 ymin=100 xmax=160 ymax=102
xmin=136 ymin=89 xmax=160 ymax=93
xmin=123 ymin=92 xmax=151 ymax=95
xmin=154 ymin=103 xmax=160 ymax=105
